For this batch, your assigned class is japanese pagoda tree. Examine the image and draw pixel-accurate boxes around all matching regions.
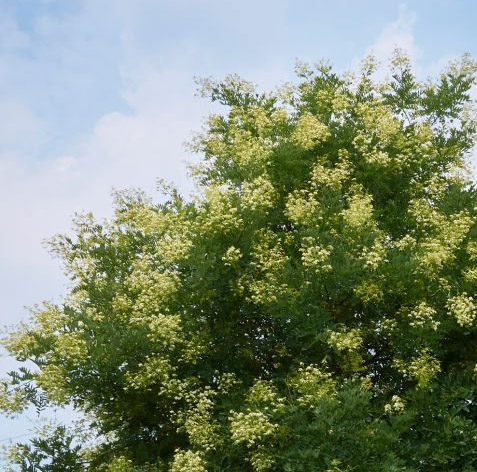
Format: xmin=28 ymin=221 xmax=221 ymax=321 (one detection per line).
xmin=3 ymin=52 xmax=477 ymax=471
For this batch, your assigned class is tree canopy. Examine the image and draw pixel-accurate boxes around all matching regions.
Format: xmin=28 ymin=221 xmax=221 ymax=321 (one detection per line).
xmin=3 ymin=52 xmax=477 ymax=471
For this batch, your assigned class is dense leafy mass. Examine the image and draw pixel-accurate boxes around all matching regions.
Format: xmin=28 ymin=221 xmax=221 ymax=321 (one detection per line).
xmin=3 ymin=52 xmax=477 ymax=471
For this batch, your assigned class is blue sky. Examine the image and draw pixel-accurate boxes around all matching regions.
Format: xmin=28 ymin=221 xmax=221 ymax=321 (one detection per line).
xmin=1 ymin=0 xmax=476 ymax=447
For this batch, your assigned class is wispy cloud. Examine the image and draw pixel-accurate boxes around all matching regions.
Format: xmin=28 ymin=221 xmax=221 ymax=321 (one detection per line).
xmin=367 ymin=4 xmax=419 ymax=65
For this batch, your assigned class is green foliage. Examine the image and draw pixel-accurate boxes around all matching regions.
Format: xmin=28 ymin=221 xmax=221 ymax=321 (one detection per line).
xmin=3 ymin=426 xmax=83 ymax=472
xmin=3 ymin=51 xmax=477 ymax=471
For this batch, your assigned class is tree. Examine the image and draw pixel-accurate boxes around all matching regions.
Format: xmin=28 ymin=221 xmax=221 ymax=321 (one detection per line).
xmin=2 ymin=51 xmax=477 ymax=471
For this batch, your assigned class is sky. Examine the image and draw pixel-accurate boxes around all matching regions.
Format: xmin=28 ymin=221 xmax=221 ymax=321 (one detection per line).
xmin=1 ymin=0 xmax=477 ymax=447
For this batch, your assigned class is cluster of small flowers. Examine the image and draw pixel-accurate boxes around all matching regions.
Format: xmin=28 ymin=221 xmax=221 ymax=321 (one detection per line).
xmin=384 ymin=395 xmax=406 ymax=414
xmin=448 ymin=293 xmax=477 ymax=327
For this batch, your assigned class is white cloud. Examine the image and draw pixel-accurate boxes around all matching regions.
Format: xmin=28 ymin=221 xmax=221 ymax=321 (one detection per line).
xmin=367 ymin=4 xmax=419 ymax=65
xmin=0 ymin=99 xmax=50 ymax=154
